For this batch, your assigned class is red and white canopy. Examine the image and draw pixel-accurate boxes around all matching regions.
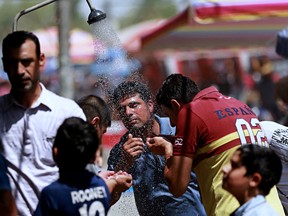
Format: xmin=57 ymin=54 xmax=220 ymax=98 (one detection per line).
xmin=122 ymin=1 xmax=288 ymax=53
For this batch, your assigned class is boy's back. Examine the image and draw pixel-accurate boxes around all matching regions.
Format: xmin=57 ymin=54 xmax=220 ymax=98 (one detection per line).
xmin=34 ymin=117 xmax=111 ymax=216
xmin=34 ymin=171 xmax=110 ymax=216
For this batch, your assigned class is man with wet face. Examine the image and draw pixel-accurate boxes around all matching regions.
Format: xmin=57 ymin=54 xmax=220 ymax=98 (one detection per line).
xmin=107 ymin=81 xmax=206 ymax=216
xmin=0 ymin=31 xmax=86 ymax=215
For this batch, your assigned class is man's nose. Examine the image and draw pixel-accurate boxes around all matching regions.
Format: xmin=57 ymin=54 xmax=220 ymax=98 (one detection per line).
xmin=17 ymin=62 xmax=26 ymax=74
xmin=125 ymin=106 xmax=133 ymax=115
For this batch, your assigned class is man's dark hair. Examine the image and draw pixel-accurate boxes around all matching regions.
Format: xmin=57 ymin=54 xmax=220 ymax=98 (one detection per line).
xmin=111 ymin=81 xmax=153 ymax=109
xmin=156 ymin=74 xmax=200 ymax=108
xmin=53 ymin=117 xmax=99 ymax=171
xmin=77 ymin=95 xmax=111 ymax=127
xmin=238 ymin=144 xmax=282 ymax=195
xmin=2 ymin=31 xmax=41 ymax=58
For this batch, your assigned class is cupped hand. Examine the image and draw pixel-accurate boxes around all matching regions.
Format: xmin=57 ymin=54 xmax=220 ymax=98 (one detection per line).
xmin=112 ymin=171 xmax=133 ymax=192
xmin=98 ymin=170 xmax=115 ymax=180
xmin=147 ymin=136 xmax=173 ymax=159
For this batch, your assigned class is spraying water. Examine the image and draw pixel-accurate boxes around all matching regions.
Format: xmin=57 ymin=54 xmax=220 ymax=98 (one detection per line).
xmin=90 ymin=18 xmax=122 ymax=50
xmin=89 ymin=14 xmax=142 ymax=100
xmin=86 ymin=4 xmax=142 ymax=216
xmin=91 ymin=18 xmax=127 ymax=79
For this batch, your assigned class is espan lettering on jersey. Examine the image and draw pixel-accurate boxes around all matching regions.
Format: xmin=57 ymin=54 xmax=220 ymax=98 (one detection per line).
xmin=214 ymin=105 xmax=255 ymax=120
xmin=71 ymin=186 xmax=107 ymax=204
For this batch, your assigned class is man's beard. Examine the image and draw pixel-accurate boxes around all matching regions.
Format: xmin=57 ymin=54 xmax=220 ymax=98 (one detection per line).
xmin=129 ymin=117 xmax=154 ymax=141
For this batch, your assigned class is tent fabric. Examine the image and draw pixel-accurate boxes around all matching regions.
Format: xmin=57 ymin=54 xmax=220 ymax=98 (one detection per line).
xmin=139 ymin=4 xmax=288 ymax=52
xmin=119 ymin=19 xmax=166 ymax=53
xmin=192 ymin=0 xmax=288 ymax=23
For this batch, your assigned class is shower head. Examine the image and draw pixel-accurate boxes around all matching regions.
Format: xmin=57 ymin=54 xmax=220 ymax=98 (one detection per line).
xmin=87 ymin=9 xmax=106 ymax=25
xmin=86 ymin=0 xmax=106 ymax=25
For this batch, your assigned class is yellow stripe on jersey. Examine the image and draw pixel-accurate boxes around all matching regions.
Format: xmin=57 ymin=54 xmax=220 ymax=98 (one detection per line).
xmin=196 ymin=129 xmax=264 ymax=156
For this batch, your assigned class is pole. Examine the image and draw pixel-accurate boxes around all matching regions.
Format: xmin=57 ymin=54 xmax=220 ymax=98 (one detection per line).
xmin=57 ymin=0 xmax=74 ymax=99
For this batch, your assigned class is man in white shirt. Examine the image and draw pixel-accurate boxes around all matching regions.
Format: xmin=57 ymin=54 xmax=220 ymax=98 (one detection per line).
xmin=0 ymin=30 xmax=85 ymax=215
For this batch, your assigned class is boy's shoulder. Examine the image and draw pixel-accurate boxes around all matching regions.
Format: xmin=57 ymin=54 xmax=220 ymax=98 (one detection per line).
xmin=42 ymin=173 xmax=107 ymax=194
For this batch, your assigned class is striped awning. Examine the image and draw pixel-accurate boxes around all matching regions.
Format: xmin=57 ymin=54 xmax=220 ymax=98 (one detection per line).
xmin=192 ymin=0 xmax=288 ymax=23
xmin=137 ymin=1 xmax=288 ymax=52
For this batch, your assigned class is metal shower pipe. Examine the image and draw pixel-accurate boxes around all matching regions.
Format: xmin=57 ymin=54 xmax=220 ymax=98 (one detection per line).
xmin=86 ymin=0 xmax=96 ymax=10
xmin=13 ymin=0 xmax=58 ymax=32
xmin=13 ymin=0 xmax=104 ymax=31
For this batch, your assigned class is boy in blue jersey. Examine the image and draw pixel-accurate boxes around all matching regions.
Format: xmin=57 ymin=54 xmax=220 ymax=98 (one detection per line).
xmin=34 ymin=117 xmax=131 ymax=216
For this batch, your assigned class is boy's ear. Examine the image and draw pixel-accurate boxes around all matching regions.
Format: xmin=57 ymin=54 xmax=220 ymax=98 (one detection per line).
xmin=250 ymin=172 xmax=262 ymax=188
xmin=91 ymin=116 xmax=100 ymax=128
xmin=171 ymin=99 xmax=181 ymax=110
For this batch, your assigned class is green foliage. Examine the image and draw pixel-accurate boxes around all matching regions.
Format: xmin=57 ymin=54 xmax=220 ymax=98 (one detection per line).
xmin=0 ymin=1 xmax=56 ymax=41
xmin=0 ymin=0 xmax=90 ymax=42
xmin=0 ymin=0 xmax=178 ymax=42
xmin=72 ymin=0 xmax=90 ymax=31
xmin=119 ymin=0 xmax=177 ymax=29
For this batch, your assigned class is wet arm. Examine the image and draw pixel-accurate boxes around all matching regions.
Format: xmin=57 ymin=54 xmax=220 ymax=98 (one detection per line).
xmin=147 ymin=136 xmax=193 ymax=197
xmin=105 ymin=173 xmax=133 ymax=206
xmin=164 ymin=155 xmax=193 ymax=197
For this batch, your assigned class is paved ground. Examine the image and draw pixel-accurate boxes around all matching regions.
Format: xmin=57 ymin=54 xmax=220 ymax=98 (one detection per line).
xmin=108 ymin=188 xmax=139 ymax=216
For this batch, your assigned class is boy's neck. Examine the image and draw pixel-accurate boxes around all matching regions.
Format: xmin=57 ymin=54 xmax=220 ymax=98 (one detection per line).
xmin=238 ymin=188 xmax=260 ymax=205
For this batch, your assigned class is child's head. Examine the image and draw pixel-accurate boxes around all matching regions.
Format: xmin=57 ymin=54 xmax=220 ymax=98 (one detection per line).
xmin=77 ymin=95 xmax=112 ymax=145
xmin=222 ymin=145 xmax=282 ymax=202
xmin=53 ymin=117 xmax=99 ymax=171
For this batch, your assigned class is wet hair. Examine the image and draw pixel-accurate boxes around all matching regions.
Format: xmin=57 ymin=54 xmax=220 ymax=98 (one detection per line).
xmin=2 ymin=31 xmax=41 ymax=58
xmin=238 ymin=144 xmax=282 ymax=195
xmin=53 ymin=117 xmax=99 ymax=171
xmin=111 ymin=81 xmax=153 ymax=109
xmin=77 ymin=95 xmax=111 ymax=127
xmin=156 ymin=74 xmax=200 ymax=108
